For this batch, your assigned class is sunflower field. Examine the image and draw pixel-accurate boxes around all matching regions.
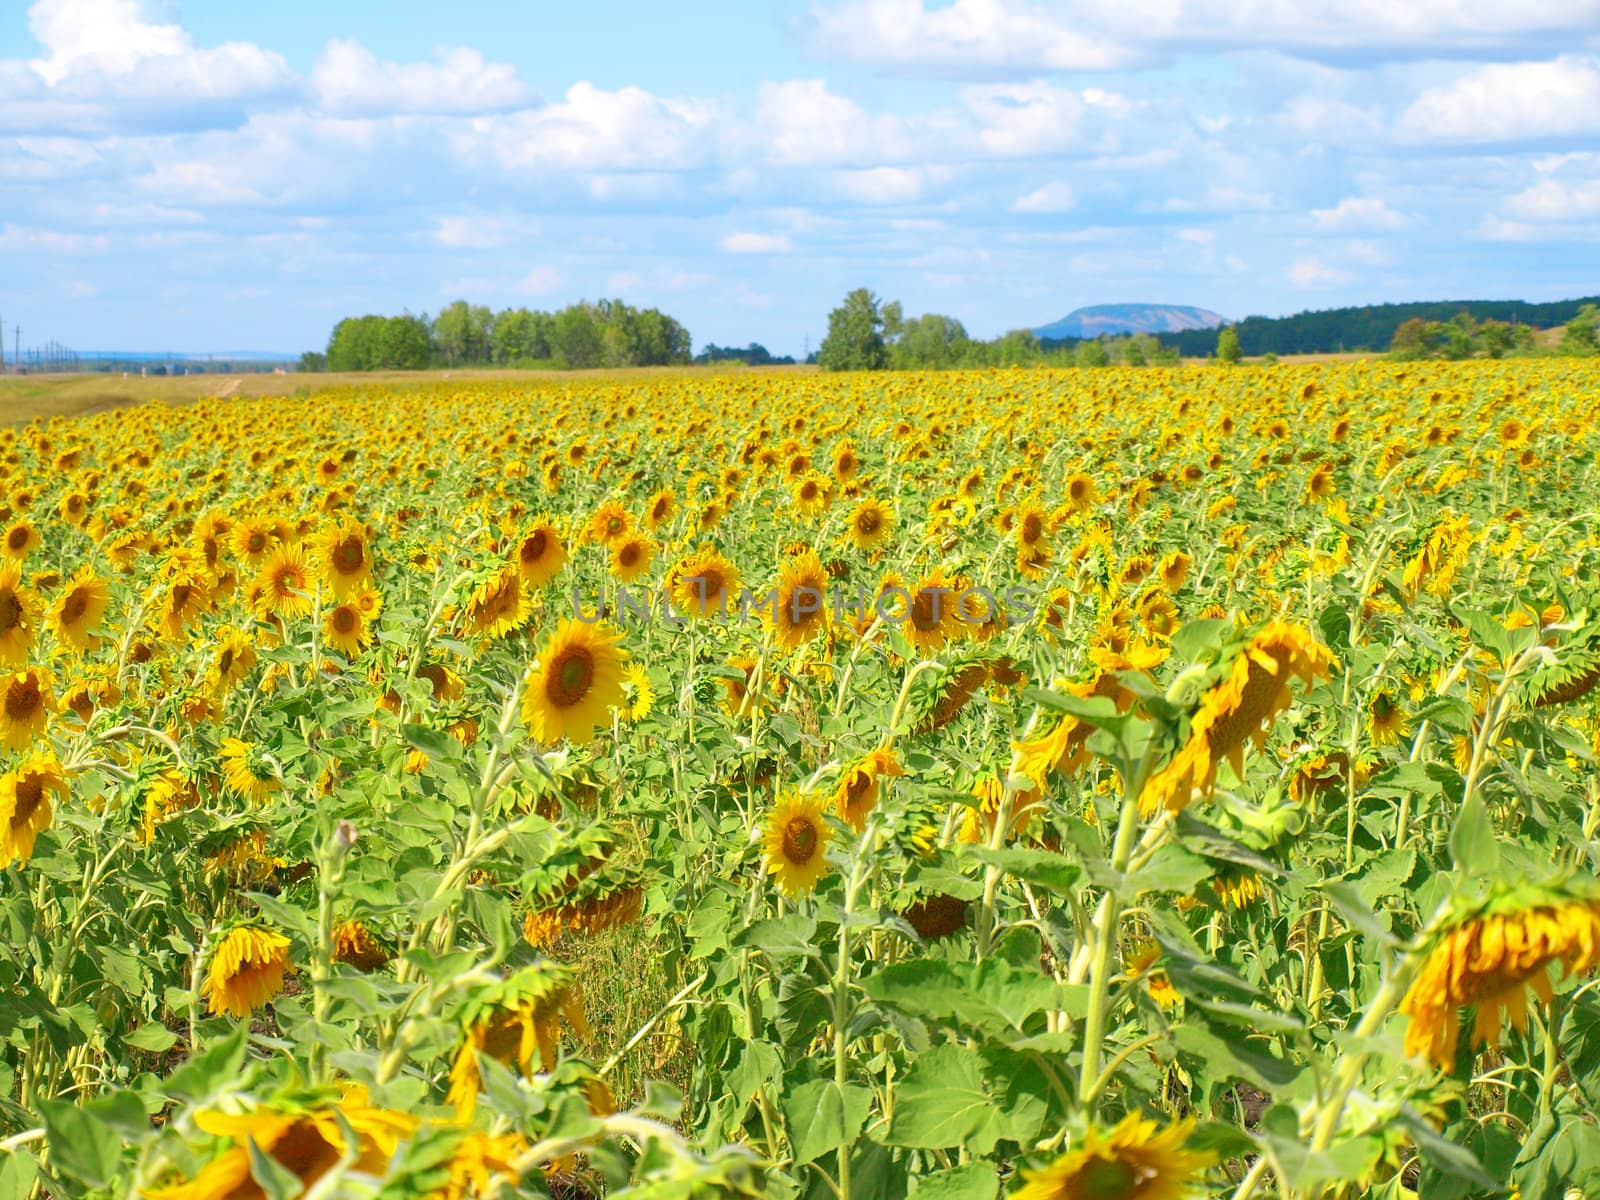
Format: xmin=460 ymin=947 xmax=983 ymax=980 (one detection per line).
xmin=3 ymin=360 xmax=1600 ymax=1199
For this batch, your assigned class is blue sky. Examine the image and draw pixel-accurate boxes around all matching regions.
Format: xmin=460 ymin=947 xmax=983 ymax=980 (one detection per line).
xmin=2 ymin=1 xmax=1599 ymax=358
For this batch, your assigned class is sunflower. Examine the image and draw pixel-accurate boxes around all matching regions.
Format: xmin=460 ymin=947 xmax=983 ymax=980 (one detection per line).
xmin=1366 ymin=689 xmax=1408 ymax=747
xmin=616 ymin=662 xmax=654 ymax=722
xmin=220 ymin=736 xmax=280 ymax=804
xmin=202 ymin=924 xmax=292 ymax=1018
xmin=209 ymin=627 xmax=258 ymax=693
xmin=794 ymin=473 xmax=831 ymax=517
xmin=229 ymin=513 xmax=282 ymax=566
xmin=847 ymin=497 xmax=894 ymax=553
xmin=156 ymin=555 xmax=212 ymax=641
xmin=513 ymin=518 xmax=567 ymax=587
xmin=1158 ymin=551 xmax=1191 ymax=592
xmin=1400 ymin=887 xmax=1600 ymax=1070
xmin=463 ymin=566 xmax=528 ymax=640
xmin=253 ymin=542 xmax=314 ymax=621
xmin=671 ymin=547 xmax=741 ymax=619
xmin=643 ymin=489 xmax=676 ymax=530
xmin=312 ymin=516 xmax=373 ymax=598
xmin=1013 ymin=654 xmax=1143 ymax=786
xmin=1125 ymin=940 xmax=1181 ymax=1010
xmin=833 ymin=440 xmax=861 ymax=483
xmin=1013 ymin=503 xmax=1049 ymax=550
xmin=832 ymin=747 xmax=905 ymax=832
xmin=764 ymin=790 xmax=832 ymax=898
xmin=1140 ymin=622 xmax=1335 ymax=816
xmin=609 ymin=534 xmax=656 ymax=583
xmin=522 ymin=619 xmax=628 ymax=745
xmin=0 ymin=563 xmax=40 ymax=665
xmin=332 ymin=920 xmax=390 ymax=970
xmin=0 ymin=667 xmax=54 ymax=753
xmin=1211 ymin=868 xmax=1265 ymax=909
xmin=766 ymin=549 xmax=830 ymax=651
xmin=1065 ymin=472 xmax=1099 ymax=512
xmin=138 ymin=771 xmax=201 ymax=844
xmin=323 ymin=600 xmax=372 ymax=656
xmin=2 ymin=519 xmax=40 ymax=561
xmin=905 ymin=567 xmax=962 ymax=656
xmin=524 ymin=878 xmax=646 ymax=948
xmin=48 ymin=567 xmax=110 ymax=655
xmin=1013 ymin=1112 xmax=1214 ymax=1200
xmin=957 ymin=775 xmax=1041 ymax=845
xmin=0 ymin=753 xmax=68 ymax=869
xmin=586 ymin=501 xmax=633 ymax=546
xmin=430 ymin=1129 xmax=528 ymax=1200
xmin=144 ymin=1086 xmax=416 ymax=1200
xmin=447 ymin=965 xmax=589 ymax=1118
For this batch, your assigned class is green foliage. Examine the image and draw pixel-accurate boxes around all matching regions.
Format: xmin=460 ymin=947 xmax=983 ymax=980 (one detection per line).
xmin=818 ymin=288 xmax=889 ymax=371
xmin=1216 ymin=326 xmax=1242 ymax=365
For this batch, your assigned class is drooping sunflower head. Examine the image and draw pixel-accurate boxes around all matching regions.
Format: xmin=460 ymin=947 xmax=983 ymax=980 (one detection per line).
xmin=763 ymin=789 xmax=832 ymax=899
xmin=219 ymin=736 xmax=280 ymax=804
xmin=832 ymin=747 xmax=904 ymax=832
xmin=202 ymin=924 xmax=293 ymax=1018
xmin=448 ymin=964 xmax=588 ymax=1118
xmin=463 ymin=566 xmax=528 ymax=641
xmin=522 ymin=619 xmax=629 ymax=745
xmin=0 ymin=753 xmax=68 ymax=869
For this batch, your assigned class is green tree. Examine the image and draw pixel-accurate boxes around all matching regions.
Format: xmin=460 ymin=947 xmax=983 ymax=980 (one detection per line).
xmin=433 ymin=301 xmax=493 ymax=366
xmin=1216 ymin=326 xmax=1241 ymax=365
xmin=1477 ymin=319 xmax=1514 ymax=359
xmin=378 ymin=314 xmax=432 ymax=369
xmin=1075 ymin=337 xmax=1110 ymax=368
xmin=891 ymin=313 xmax=970 ymax=369
xmin=297 ymin=351 xmax=326 ymax=373
xmin=552 ymin=305 xmax=605 ymax=368
xmin=817 ymin=289 xmax=888 ymax=371
xmin=1560 ymin=304 xmax=1600 ymax=356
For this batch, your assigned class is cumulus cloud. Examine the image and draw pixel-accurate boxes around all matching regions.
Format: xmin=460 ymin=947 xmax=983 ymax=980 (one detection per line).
xmin=518 ymin=266 xmax=565 ymax=294
xmin=1011 ymin=181 xmax=1076 ymax=212
xmin=1310 ymin=196 xmax=1408 ymax=231
xmin=719 ymin=232 xmax=796 ymax=253
xmin=806 ymin=0 xmax=1600 ymax=72
xmin=1289 ymin=256 xmax=1352 ymax=287
xmin=1398 ymin=56 xmax=1600 ymax=143
xmin=312 ymin=40 xmax=530 ymax=116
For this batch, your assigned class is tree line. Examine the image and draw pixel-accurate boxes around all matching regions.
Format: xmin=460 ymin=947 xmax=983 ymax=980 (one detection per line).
xmin=816 ymin=288 xmax=1183 ymax=371
xmin=300 ymin=299 xmax=692 ymax=372
xmin=1386 ymin=304 xmax=1599 ymax=360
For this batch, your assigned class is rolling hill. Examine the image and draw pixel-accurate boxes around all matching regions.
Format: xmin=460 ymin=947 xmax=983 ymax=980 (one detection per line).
xmin=1033 ymin=303 xmax=1226 ymax=340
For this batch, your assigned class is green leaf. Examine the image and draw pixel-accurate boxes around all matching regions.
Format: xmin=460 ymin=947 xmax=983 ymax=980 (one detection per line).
xmin=725 ymin=1039 xmax=781 ymax=1103
xmin=1020 ymin=687 xmax=1124 ymax=727
xmin=862 ymin=959 xmax=1059 ymax=1041
xmin=246 ymin=1135 xmax=304 ymax=1200
xmin=1133 ymin=843 xmax=1213 ymax=895
xmin=783 ymin=1079 xmax=872 ymax=1166
xmin=124 ymin=1022 xmax=179 ymax=1053
xmin=37 ymin=1098 xmax=121 ymax=1189
xmin=400 ymin=723 xmax=460 ymax=762
xmin=884 ymin=1044 xmax=1046 ymax=1153
xmin=911 ymin=1163 xmax=1000 ymax=1200
xmin=733 ymin=914 xmax=819 ymax=960
xmin=163 ymin=1021 xmax=249 ymax=1101
xmin=962 ymin=847 xmax=1080 ymax=895
xmin=1317 ymin=880 xmax=1401 ymax=948
xmin=1450 ymin=794 xmax=1501 ymax=877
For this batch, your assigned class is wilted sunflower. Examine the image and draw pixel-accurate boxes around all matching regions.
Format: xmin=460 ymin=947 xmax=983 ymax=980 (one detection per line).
xmin=671 ymin=547 xmax=740 ymax=619
xmin=1400 ymin=886 xmax=1600 ymax=1070
xmin=846 ymin=497 xmax=894 ymax=553
xmin=47 ymin=567 xmax=109 ymax=654
xmin=524 ymin=875 xmax=646 ymax=948
xmin=522 ymin=619 xmax=628 ymax=744
xmin=766 ymin=549 xmax=830 ymax=651
xmin=0 ymin=563 xmax=40 ymax=665
xmin=447 ymin=965 xmax=589 ymax=1118
xmin=144 ymin=1085 xmax=416 ymax=1200
xmin=219 ymin=736 xmax=280 ymax=804
xmin=0 ymin=753 xmax=68 ymax=869
xmin=832 ymin=747 xmax=905 ymax=832
xmin=514 ymin=518 xmax=567 ymax=587
xmin=253 ymin=542 xmax=314 ymax=621
xmin=332 ymin=920 xmax=390 ymax=970
xmin=311 ymin=516 xmax=373 ymax=598
xmin=1013 ymin=1112 xmax=1213 ymax=1200
xmin=0 ymin=666 xmax=54 ymax=753
xmin=463 ymin=566 xmax=528 ymax=640
xmin=1141 ymin=622 xmax=1335 ymax=816
xmin=764 ymin=790 xmax=832 ymax=898
xmin=202 ymin=924 xmax=292 ymax=1018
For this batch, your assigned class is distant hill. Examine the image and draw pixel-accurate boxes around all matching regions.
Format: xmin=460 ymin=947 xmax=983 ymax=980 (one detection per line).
xmin=1033 ymin=304 xmax=1226 ymax=340
xmin=1157 ymin=296 xmax=1600 ymax=357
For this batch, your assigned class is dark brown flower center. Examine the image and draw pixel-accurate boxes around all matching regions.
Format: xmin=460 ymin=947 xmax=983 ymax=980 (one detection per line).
xmin=5 ymin=678 xmax=41 ymax=720
xmin=333 ymin=537 xmax=364 ymax=573
xmin=547 ymin=647 xmax=594 ymax=707
xmin=521 ymin=530 xmax=548 ymax=564
xmin=782 ymin=816 xmax=818 ymax=863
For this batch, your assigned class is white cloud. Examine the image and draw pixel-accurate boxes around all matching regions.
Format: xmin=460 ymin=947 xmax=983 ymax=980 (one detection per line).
xmin=962 ymin=82 xmax=1101 ymax=157
xmin=806 ymin=0 xmax=1600 ymax=71
xmin=1011 ymin=181 xmax=1076 ymax=213
xmin=1310 ymin=196 xmax=1408 ymax=231
xmin=719 ymin=232 xmax=795 ymax=253
xmin=754 ymin=79 xmax=914 ymax=168
xmin=432 ymin=214 xmax=539 ymax=249
xmin=518 ymin=266 xmax=564 ymax=294
xmin=1398 ymin=56 xmax=1600 ymax=143
xmin=1506 ymin=177 xmax=1600 ymax=220
xmin=454 ymin=82 xmax=717 ymax=172
xmin=0 ymin=222 xmax=110 ymax=253
xmin=312 ymin=39 xmax=530 ymax=116
xmin=806 ymin=0 xmax=1139 ymax=72
xmin=833 ymin=166 xmax=942 ymax=203
xmin=1289 ymin=256 xmax=1351 ymax=287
